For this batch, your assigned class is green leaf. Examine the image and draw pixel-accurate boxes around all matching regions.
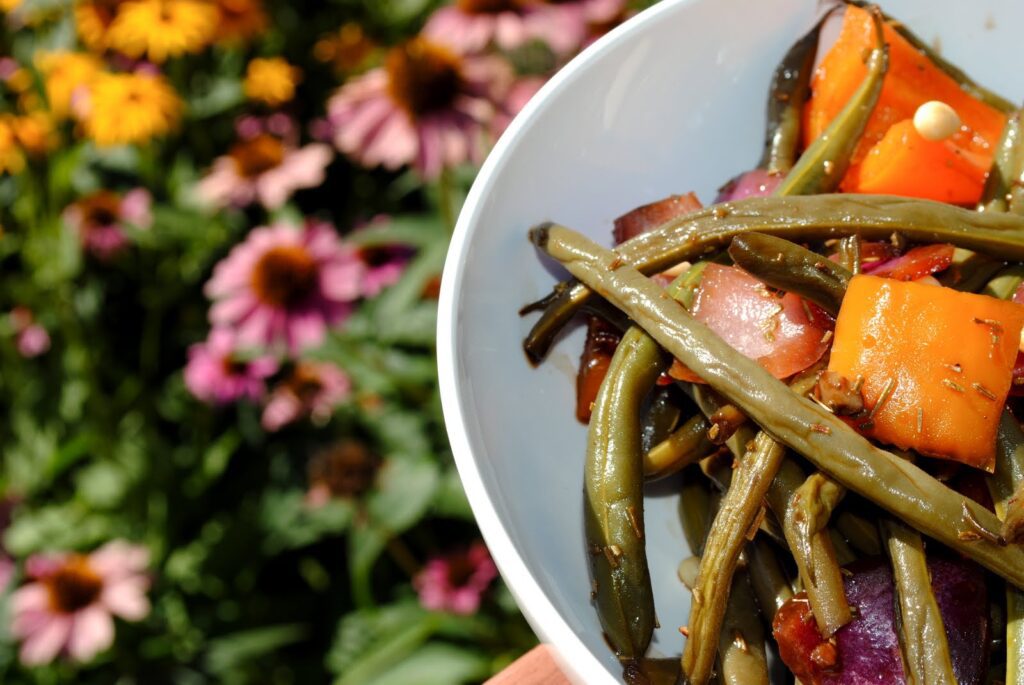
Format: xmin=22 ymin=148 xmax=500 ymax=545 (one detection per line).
xmin=365 ymin=457 xmax=439 ymax=532
xmin=431 ymin=466 xmax=474 ymax=521
xmin=184 ymin=430 xmax=242 ymax=495
xmin=347 ymin=214 xmax=446 ymax=250
xmin=187 ymin=78 xmax=245 ymax=120
xmin=362 ymin=643 xmax=491 ymax=685
xmin=4 ymin=502 xmax=113 ymax=555
xmin=259 ymin=490 xmax=355 ymax=553
xmin=204 ymin=624 xmax=307 ymax=676
xmin=328 ymin=600 xmax=436 ymax=682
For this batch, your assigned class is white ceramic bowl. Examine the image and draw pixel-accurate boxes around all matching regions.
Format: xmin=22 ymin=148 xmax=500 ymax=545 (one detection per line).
xmin=437 ymin=1 xmax=1023 ymax=682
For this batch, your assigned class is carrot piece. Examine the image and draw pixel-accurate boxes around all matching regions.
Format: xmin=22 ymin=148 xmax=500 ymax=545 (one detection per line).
xmin=843 ymin=120 xmax=983 ymax=203
xmin=805 ymin=6 xmax=1006 ymax=188
xmin=828 ymin=275 xmax=1024 ymax=471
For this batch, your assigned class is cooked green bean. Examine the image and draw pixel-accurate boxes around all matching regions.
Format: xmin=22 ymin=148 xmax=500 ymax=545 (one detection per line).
xmin=881 ymin=519 xmax=957 ymax=685
xmin=844 ymin=0 xmax=1015 ymax=113
xmin=746 ymin=537 xmax=794 ymax=617
xmin=683 ymin=432 xmax=785 ymax=685
xmin=981 ymin=111 xmax=1024 ymax=212
xmin=728 ymin=233 xmax=851 ymax=315
xmin=835 ymin=509 xmax=882 ymax=556
xmin=646 ymin=414 xmax=716 ymax=481
xmin=759 ymin=15 xmax=825 ymax=175
xmin=939 ymin=248 xmax=1006 ymax=293
xmin=783 ymin=473 xmax=852 ymax=636
xmin=836 ymin=235 xmax=862 ymax=274
xmin=681 ymin=468 xmax=715 ymax=557
xmin=534 ymin=223 xmax=1024 ymax=587
xmin=774 ymin=7 xmax=886 ymax=196
xmin=584 ymin=326 xmax=664 ymax=659
xmin=641 ymin=386 xmax=684 ymax=454
xmin=523 ymin=194 xmax=1024 ymax=363
xmin=717 ymin=570 xmax=769 ymax=685
xmin=983 ymin=264 xmax=1024 ymax=301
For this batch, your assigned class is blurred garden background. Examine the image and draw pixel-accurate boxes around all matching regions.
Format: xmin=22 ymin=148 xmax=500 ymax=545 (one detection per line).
xmin=0 ymin=0 xmax=657 ymax=682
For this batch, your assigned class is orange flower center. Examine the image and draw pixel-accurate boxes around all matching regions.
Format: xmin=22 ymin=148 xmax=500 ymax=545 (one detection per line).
xmin=456 ymin=0 xmax=521 ymax=12
xmin=44 ymin=557 xmax=103 ymax=614
xmin=251 ymin=245 xmax=319 ymax=308
xmin=386 ymin=38 xmax=463 ymax=118
xmin=92 ymin=0 xmax=127 ymax=27
xmin=229 ymin=134 xmax=285 ymax=178
xmin=80 ymin=191 xmax=121 ymax=226
xmin=308 ymin=441 xmax=379 ymax=498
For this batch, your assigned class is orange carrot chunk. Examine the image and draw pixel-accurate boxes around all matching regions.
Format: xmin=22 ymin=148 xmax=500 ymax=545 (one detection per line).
xmin=842 ymin=119 xmax=983 ymax=204
xmin=828 ymin=275 xmax=1024 ymax=471
xmin=805 ymin=6 xmax=1006 ymax=193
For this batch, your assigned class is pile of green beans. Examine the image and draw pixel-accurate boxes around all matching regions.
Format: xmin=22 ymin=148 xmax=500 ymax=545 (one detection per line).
xmin=521 ymin=6 xmax=1024 ymax=683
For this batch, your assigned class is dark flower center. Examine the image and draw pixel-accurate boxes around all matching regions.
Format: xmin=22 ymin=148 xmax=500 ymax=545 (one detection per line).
xmin=91 ymin=0 xmax=127 ymax=28
xmin=45 ymin=557 xmax=103 ymax=614
xmin=251 ymin=245 xmax=319 ymax=308
xmin=80 ymin=192 xmax=121 ymax=226
xmin=456 ymin=0 xmax=521 ymax=13
xmin=230 ymin=134 xmax=286 ymax=178
xmin=221 ymin=356 xmax=251 ymax=377
xmin=308 ymin=440 xmax=380 ymax=499
xmin=386 ymin=38 xmax=464 ymax=118
xmin=446 ymin=552 xmax=477 ymax=587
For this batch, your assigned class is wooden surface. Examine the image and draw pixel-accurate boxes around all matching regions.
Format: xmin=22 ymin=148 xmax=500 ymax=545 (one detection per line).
xmin=487 ymin=645 xmax=573 ymax=684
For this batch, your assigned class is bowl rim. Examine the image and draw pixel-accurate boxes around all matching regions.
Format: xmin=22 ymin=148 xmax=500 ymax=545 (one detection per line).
xmin=436 ymin=0 xmax=692 ymax=682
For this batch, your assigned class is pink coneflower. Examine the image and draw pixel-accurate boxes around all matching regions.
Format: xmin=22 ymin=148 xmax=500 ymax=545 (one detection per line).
xmin=490 ymin=75 xmax=544 ymax=140
xmin=10 ymin=541 xmax=150 ymax=666
xmin=261 ymin=361 xmax=351 ymax=431
xmin=183 ymin=328 xmax=278 ymax=405
xmin=328 ymin=36 xmax=511 ymax=179
xmin=305 ymin=440 xmax=380 ymax=507
xmin=204 ymin=221 xmax=364 ymax=354
xmin=0 ymin=499 xmax=15 ymax=593
xmin=541 ymin=0 xmax=626 ymax=49
xmin=9 ymin=307 xmax=50 ymax=358
xmin=197 ymin=131 xmax=332 ymax=210
xmin=357 ymin=243 xmax=413 ymax=297
xmin=414 ymin=542 xmax=498 ymax=615
xmin=63 ymin=188 xmax=152 ymax=259
xmin=421 ymin=0 xmax=577 ymax=55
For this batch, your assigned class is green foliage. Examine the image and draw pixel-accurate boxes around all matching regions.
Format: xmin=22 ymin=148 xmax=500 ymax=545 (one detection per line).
xmin=0 ymin=0 xmax=656 ymax=681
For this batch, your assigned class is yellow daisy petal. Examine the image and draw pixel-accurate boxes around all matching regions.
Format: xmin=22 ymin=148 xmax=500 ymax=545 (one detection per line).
xmin=74 ymin=0 xmax=125 ymax=52
xmin=36 ymin=51 xmax=104 ymax=119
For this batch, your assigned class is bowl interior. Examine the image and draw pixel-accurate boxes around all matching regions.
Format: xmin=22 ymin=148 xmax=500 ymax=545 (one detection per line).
xmin=438 ymin=1 xmax=1024 ymax=682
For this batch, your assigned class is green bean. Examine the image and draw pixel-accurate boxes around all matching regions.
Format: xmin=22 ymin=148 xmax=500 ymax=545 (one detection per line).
xmin=641 ymin=386 xmax=684 ymax=454
xmin=682 ymin=432 xmax=785 ymax=685
xmin=774 ymin=7 xmax=886 ymax=196
xmin=939 ymin=248 xmax=1006 ymax=292
xmin=981 ymin=111 xmax=1024 ymax=212
xmin=835 ymin=509 xmax=882 ymax=556
xmin=836 ymin=235 xmax=862 ymax=274
xmin=646 ymin=414 xmax=716 ymax=481
xmin=680 ymin=467 xmax=715 ymax=557
xmin=783 ymin=473 xmax=852 ymax=636
xmin=623 ymin=658 xmax=686 ymax=685
xmin=728 ymin=233 xmax=851 ymax=315
xmin=844 ymin=0 xmax=1015 ymax=113
xmin=584 ymin=326 xmax=664 ymax=659
xmin=983 ymin=264 xmax=1024 ymax=301
xmin=881 ymin=519 xmax=957 ymax=685
xmin=523 ymin=194 xmax=1024 ymax=363
xmin=746 ymin=537 xmax=794 ymax=617
xmin=717 ymin=570 xmax=769 ymax=685
xmin=758 ymin=14 xmax=824 ymax=175
xmin=533 ymin=224 xmax=1024 ymax=588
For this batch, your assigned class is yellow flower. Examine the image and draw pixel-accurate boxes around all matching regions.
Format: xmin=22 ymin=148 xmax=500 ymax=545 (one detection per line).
xmin=107 ymin=0 xmax=217 ymax=62
xmin=243 ymin=57 xmax=300 ymax=107
xmin=215 ymin=0 xmax=266 ymax=43
xmin=79 ymin=72 xmax=182 ymax=147
xmin=313 ymin=23 xmax=376 ymax=74
xmin=0 ymin=118 xmax=26 ymax=174
xmin=37 ymin=52 xmax=103 ymax=119
xmin=75 ymin=0 xmax=126 ymax=52
xmin=0 ymin=0 xmax=23 ymax=11
xmin=12 ymin=111 xmax=57 ymax=155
